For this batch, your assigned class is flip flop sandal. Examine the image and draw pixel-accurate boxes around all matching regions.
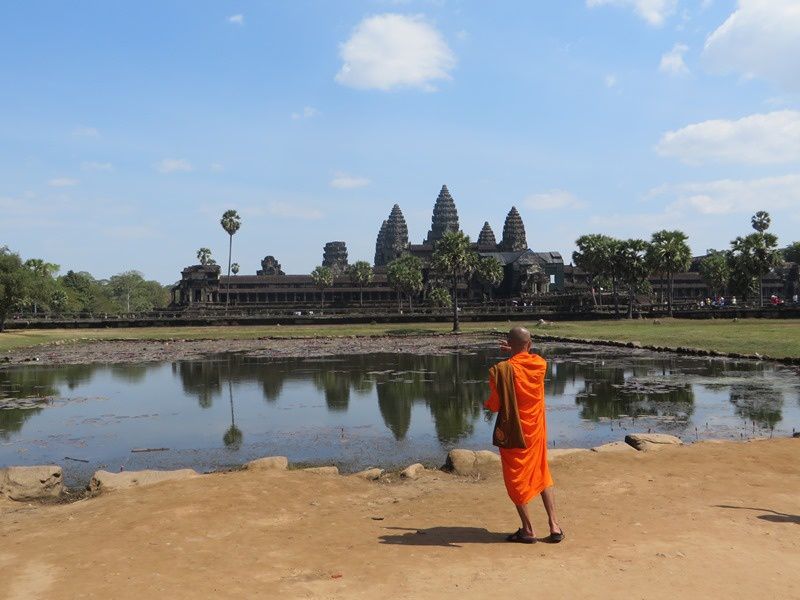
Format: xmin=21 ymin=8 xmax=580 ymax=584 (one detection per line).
xmin=506 ymin=529 xmax=536 ymax=544
xmin=545 ymin=530 xmax=565 ymax=543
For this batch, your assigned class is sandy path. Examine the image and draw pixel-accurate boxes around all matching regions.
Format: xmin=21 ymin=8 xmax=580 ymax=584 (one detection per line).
xmin=1 ymin=439 xmax=798 ymax=599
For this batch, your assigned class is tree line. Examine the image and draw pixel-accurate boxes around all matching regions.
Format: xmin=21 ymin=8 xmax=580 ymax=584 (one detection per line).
xmin=573 ymin=211 xmax=791 ymax=317
xmin=0 ymin=246 xmax=170 ymax=331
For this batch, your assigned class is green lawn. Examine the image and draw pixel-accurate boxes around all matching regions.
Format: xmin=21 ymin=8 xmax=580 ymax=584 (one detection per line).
xmin=1 ymin=318 xmax=799 ymax=358
xmin=540 ymin=319 xmax=800 ymax=359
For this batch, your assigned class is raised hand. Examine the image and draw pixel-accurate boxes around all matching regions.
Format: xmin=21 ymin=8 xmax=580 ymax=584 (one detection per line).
xmin=499 ymin=339 xmax=512 ymax=354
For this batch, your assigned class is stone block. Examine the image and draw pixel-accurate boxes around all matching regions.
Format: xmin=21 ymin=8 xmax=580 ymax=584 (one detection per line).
xmin=351 ymin=468 xmax=384 ymax=481
xmin=591 ymin=441 xmax=638 ymax=453
xmin=625 ymin=433 xmax=683 ymax=452
xmin=89 ymin=469 xmax=199 ymax=494
xmin=0 ymin=465 xmax=63 ymax=501
xmin=400 ymin=463 xmax=425 ymax=480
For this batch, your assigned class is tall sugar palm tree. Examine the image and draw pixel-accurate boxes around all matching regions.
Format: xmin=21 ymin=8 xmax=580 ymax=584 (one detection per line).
xmin=647 ymin=230 xmax=691 ymax=317
xmin=220 ymin=210 xmax=241 ymax=313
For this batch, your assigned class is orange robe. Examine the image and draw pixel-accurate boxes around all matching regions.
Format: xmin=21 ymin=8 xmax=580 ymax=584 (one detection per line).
xmin=485 ymin=352 xmax=553 ymax=505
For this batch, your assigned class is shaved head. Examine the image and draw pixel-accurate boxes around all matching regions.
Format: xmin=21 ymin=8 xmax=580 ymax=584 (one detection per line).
xmin=507 ymin=327 xmax=531 ymax=353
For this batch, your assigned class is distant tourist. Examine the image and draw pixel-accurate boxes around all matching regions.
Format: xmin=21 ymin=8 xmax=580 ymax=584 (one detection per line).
xmin=485 ymin=327 xmax=564 ymax=544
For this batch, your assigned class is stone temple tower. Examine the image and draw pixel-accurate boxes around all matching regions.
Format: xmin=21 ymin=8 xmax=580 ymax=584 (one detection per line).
xmin=477 ymin=221 xmax=498 ymax=250
xmin=424 ymin=185 xmax=460 ymax=245
xmin=500 ymin=207 xmax=528 ymax=252
xmin=374 ymin=204 xmax=409 ymax=267
xmin=322 ymin=241 xmax=349 ymax=274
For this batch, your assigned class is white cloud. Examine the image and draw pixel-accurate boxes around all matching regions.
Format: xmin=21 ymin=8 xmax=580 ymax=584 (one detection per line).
xmin=703 ymin=0 xmax=800 ymax=91
xmin=659 ymin=43 xmax=689 ymax=75
xmin=72 ymin=126 xmax=99 ymax=138
xmin=291 ymin=106 xmax=319 ymax=120
xmin=649 ymin=174 xmax=800 ymax=215
xmin=48 ymin=177 xmax=79 ymax=187
xmin=330 ymin=172 xmax=371 ymax=189
xmin=656 ymin=110 xmax=800 ymax=165
xmin=155 ymin=158 xmax=193 ymax=173
xmin=81 ymin=161 xmax=114 ymax=172
xmin=586 ymin=0 xmax=678 ymax=26
xmin=523 ymin=190 xmax=585 ymax=211
xmin=335 ymin=14 xmax=455 ymax=91
xmin=604 ymin=74 xmax=618 ymax=88
xmin=268 ymin=201 xmax=323 ymax=219
xmin=227 ymin=14 xmax=244 ymax=25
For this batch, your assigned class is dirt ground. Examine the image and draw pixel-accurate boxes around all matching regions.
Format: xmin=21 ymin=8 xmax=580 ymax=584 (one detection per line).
xmin=1 ymin=439 xmax=798 ymax=599
xmin=2 ymin=333 xmax=498 ymax=367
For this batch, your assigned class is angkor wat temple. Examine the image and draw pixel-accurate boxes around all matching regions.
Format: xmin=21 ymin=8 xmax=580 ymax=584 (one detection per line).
xmin=171 ymin=185 xmax=564 ymax=308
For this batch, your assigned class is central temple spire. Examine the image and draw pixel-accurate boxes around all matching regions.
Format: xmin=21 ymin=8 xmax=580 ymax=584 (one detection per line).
xmin=424 ymin=185 xmax=460 ymax=245
xmin=374 ymin=204 xmax=409 ymax=267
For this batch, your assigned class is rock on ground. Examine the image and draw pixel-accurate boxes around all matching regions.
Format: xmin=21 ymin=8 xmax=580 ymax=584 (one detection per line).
xmin=625 ymin=433 xmax=683 ymax=452
xmin=301 ymin=466 xmax=339 ymax=475
xmin=89 ymin=469 xmax=199 ymax=494
xmin=246 ymin=456 xmax=289 ymax=471
xmin=0 ymin=465 xmax=63 ymax=501
xmin=400 ymin=463 xmax=425 ymax=480
xmin=592 ymin=441 xmax=638 ymax=453
xmin=351 ymin=468 xmax=384 ymax=481
xmin=444 ymin=449 xmax=500 ymax=477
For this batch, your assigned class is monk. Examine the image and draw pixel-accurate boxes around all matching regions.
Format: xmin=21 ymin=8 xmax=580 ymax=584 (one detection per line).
xmin=485 ymin=327 xmax=564 ymax=544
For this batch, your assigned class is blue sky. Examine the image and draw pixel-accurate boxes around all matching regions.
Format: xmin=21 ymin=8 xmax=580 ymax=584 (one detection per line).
xmin=1 ymin=0 xmax=799 ymax=283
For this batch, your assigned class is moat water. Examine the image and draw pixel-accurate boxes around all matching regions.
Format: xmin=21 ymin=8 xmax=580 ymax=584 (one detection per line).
xmin=2 ymin=344 xmax=799 ymax=486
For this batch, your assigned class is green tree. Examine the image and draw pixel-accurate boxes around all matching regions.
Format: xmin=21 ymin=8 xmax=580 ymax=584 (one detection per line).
xmin=618 ymin=239 xmax=651 ymax=319
xmin=23 ymin=259 xmax=60 ymax=314
xmin=311 ymin=265 xmax=333 ymax=310
xmin=646 ymin=230 xmax=692 ymax=317
xmin=347 ymin=260 xmax=374 ymax=306
xmin=728 ymin=230 xmax=782 ymax=307
xmin=751 ymin=210 xmax=771 ymax=233
xmin=430 ymin=230 xmax=479 ymax=332
xmin=231 ymin=262 xmax=240 ymax=275
xmin=387 ymin=254 xmax=423 ymax=312
xmin=0 ymin=247 xmax=30 ymax=332
xmin=428 ymin=286 xmax=452 ymax=308
xmin=108 ymin=271 xmax=145 ymax=312
xmin=220 ymin=209 xmax=242 ymax=313
xmin=49 ymin=288 xmax=68 ymax=315
xmin=59 ymin=270 xmax=116 ymax=314
xmin=784 ymin=241 xmax=800 ymax=265
xmin=699 ymin=251 xmax=730 ymax=298
xmin=196 ymin=247 xmax=215 ymax=266
xmin=573 ymin=234 xmax=615 ymax=307
xmin=474 ymin=256 xmax=504 ymax=302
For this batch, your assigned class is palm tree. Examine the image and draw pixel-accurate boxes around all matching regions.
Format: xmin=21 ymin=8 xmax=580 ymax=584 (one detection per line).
xmin=347 ymin=261 xmax=373 ymax=306
xmin=387 ymin=254 xmax=423 ymax=311
xmin=196 ymin=247 xmax=215 ymax=266
xmin=223 ymin=377 xmax=243 ymax=450
xmin=231 ymin=263 xmax=240 ymax=276
xmin=474 ymin=256 xmax=504 ymax=302
xmin=220 ymin=210 xmax=241 ymax=313
xmin=430 ymin=231 xmax=479 ymax=332
xmin=647 ymin=230 xmax=691 ymax=317
xmin=573 ymin=234 xmax=615 ymax=307
xmin=751 ymin=211 xmax=771 ymax=233
xmin=618 ymin=239 xmax=651 ymax=319
xmin=311 ymin=265 xmax=333 ymax=310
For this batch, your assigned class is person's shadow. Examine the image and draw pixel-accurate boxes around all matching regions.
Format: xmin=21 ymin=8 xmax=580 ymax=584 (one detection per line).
xmin=715 ymin=505 xmax=800 ymax=524
xmin=379 ymin=526 xmax=509 ymax=548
